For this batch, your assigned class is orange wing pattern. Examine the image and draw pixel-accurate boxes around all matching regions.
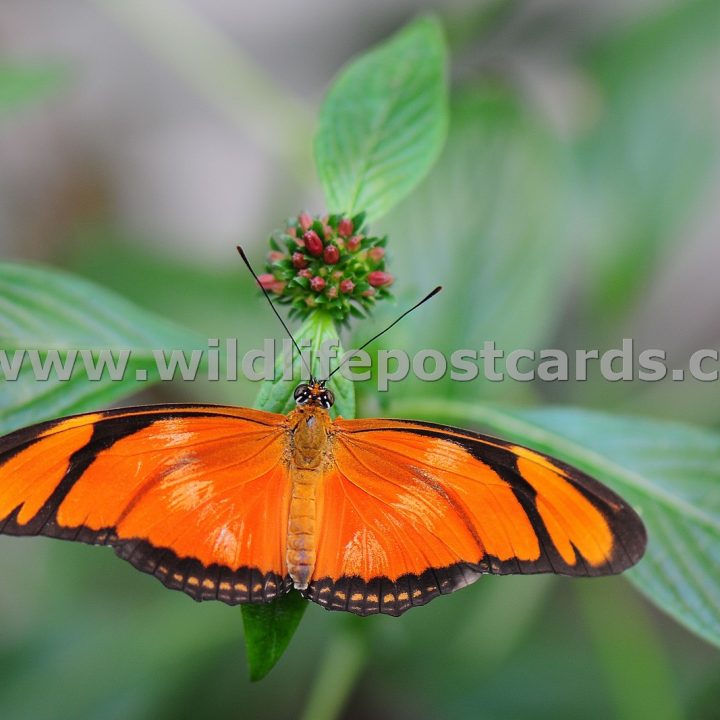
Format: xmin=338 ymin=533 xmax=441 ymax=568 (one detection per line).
xmin=306 ymin=418 xmax=646 ymax=616
xmin=0 ymin=407 xmax=646 ymax=616
xmin=0 ymin=405 xmax=292 ymax=604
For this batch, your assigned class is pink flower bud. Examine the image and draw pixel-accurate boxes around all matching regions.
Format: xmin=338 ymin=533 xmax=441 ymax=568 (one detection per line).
xmin=340 ymin=279 xmax=355 ymax=294
xmin=304 ymin=230 xmax=323 ymax=257
xmin=332 ymin=271 xmax=343 ymax=280
xmin=298 ymin=268 xmax=312 ymax=278
xmin=286 ymin=227 xmax=297 ymax=238
xmin=258 ymin=273 xmax=277 ymax=290
xmin=310 ymin=276 xmax=326 ymax=292
xmin=368 ymin=247 xmax=385 ymax=263
xmin=368 ymin=271 xmax=393 ymax=287
xmin=257 ymin=274 xmax=286 ymax=294
xmin=269 ymin=251 xmax=285 ymax=263
xmin=323 ymin=245 xmax=340 ymax=264
xmin=324 ymin=224 xmax=334 ymax=239
xmin=347 ymin=235 xmax=362 ymax=252
xmin=298 ymin=213 xmax=313 ymax=231
xmin=327 ymin=286 xmax=338 ymax=299
xmin=292 ymin=252 xmax=308 ymax=269
xmin=337 ymin=218 xmax=353 ymax=237
xmin=361 ymin=288 xmax=375 ymax=297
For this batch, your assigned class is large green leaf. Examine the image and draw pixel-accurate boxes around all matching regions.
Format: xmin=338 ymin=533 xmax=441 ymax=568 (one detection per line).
xmin=314 ymin=15 xmax=448 ymax=222
xmin=389 ymin=398 xmax=720 ymax=648
xmin=63 ymin=228 xmax=273 ymax=409
xmin=367 ymin=88 xmax=569 ymax=407
xmin=0 ymin=262 xmax=205 ymax=433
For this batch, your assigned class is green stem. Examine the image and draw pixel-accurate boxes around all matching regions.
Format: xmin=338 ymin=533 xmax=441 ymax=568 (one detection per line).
xmin=299 ymin=619 xmax=367 ymax=720
xmin=577 ymin=582 xmax=683 ymax=720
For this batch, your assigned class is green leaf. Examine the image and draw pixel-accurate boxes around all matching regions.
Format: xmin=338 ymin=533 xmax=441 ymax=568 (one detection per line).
xmin=61 ymin=226 xmax=275 ymax=409
xmin=0 ymin=262 xmax=205 ymax=433
xmin=241 ymin=590 xmax=308 ymax=682
xmin=373 ymin=88 xmax=569 ymax=406
xmin=0 ymin=64 xmax=64 ymax=114
xmin=242 ymin=310 xmax=356 ymax=681
xmin=314 ymin=15 xmax=448 ymax=222
xmin=389 ymin=398 xmax=720 ymax=649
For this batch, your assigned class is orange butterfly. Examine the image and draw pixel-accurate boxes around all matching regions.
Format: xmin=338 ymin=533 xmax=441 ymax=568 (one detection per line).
xmin=0 ymin=392 xmax=646 ymax=615
xmin=0 ymin=258 xmax=646 ymax=617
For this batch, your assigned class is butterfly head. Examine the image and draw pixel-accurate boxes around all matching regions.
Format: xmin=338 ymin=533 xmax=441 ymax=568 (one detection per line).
xmin=294 ymin=380 xmax=335 ymax=409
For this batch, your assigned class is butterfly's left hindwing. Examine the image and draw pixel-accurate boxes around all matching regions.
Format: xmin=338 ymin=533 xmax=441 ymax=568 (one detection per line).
xmin=307 ymin=417 xmax=647 ymax=616
xmin=0 ymin=405 xmax=293 ymax=604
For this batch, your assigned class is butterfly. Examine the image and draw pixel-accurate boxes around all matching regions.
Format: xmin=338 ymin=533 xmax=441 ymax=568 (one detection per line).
xmin=0 ymin=381 xmax=646 ymax=616
xmin=0 ymin=252 xmax=646 ymax=616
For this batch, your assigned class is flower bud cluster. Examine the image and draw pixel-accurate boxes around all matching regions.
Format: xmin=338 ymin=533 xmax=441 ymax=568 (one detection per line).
xmin=258 ymin=211 xmax=393 ymax=321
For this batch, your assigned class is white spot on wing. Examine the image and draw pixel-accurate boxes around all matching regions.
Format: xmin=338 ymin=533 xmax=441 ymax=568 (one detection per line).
xmin=421 ymin=438 xmax=465 ymax=472
xmin=342 ymin=528 xmax=388 ymax=576
xmin=159 ymin=456 xmax=214 ymax=512
xmin=209 ymin=524 xmax=240 ymax=566
xmin=152 ymin=419 xmax=196 ymax=446
xmin=165 ymin=479 xmax=214 ymax=512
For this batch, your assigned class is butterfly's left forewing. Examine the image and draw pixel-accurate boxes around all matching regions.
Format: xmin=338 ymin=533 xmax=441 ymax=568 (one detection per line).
xmin=308 ymin=417 xmax=646 ymax=616
xmin=0 ymin=405 xmax=293 ymax=604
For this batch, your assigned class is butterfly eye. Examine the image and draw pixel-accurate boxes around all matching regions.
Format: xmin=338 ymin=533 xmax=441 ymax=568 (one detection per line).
xmin=319 ymin=388 xmax=335 ymax=409
xmin=294 ymin=384 xmax=312 ymax=405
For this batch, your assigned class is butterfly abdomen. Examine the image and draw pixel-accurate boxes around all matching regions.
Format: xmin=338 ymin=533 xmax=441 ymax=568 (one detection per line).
xmin=287 ymin=468 xmax=319 ymax=590
xmin=286 ymin=408 xmax=329 ymax=590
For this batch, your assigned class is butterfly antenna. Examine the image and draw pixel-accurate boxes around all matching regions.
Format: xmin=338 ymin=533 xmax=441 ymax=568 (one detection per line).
xmin=324 ymin=285 xmax=442 ymax=382
xmin=236 ymin=245 xmax=315 ymax=381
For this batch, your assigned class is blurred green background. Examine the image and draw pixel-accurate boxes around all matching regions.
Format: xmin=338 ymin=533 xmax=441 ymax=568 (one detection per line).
xmin=1 ymin=1 xmax=719 ymax=718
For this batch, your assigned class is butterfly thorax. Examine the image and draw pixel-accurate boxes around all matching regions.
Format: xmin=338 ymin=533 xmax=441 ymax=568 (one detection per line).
xmin=288 ymin=405 xmax=331 ymax=469
xmin=286 ymin=406 xmax=333 ymax=589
